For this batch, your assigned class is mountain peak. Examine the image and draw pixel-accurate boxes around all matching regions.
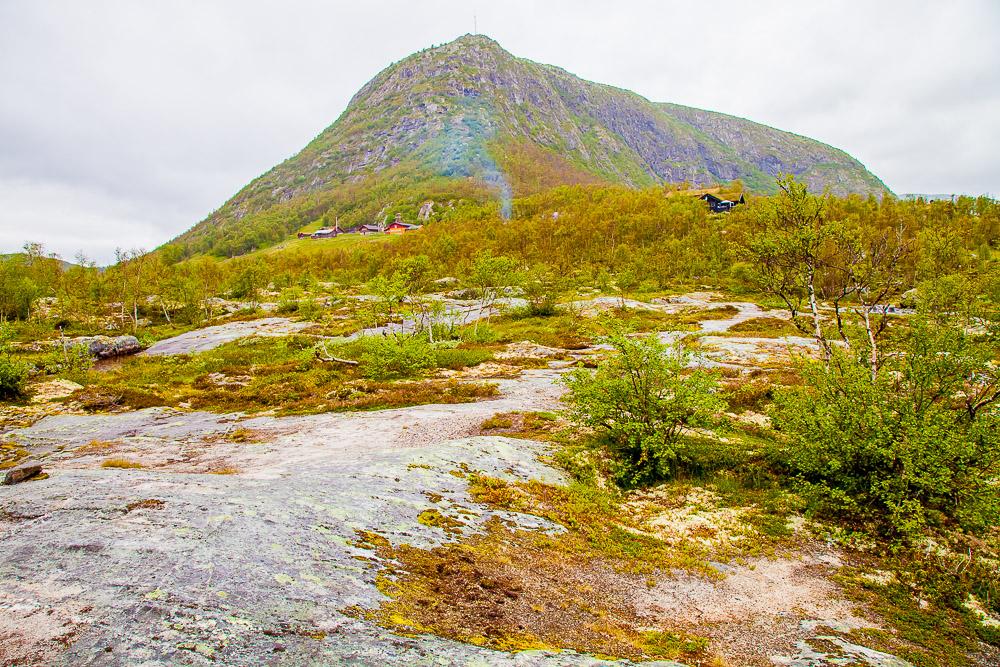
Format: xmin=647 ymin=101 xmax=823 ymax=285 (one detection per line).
xmin=443 ymin=33 xmax=504 ymax=50
xmin=174 ymin=38 xmax=889 ymax=256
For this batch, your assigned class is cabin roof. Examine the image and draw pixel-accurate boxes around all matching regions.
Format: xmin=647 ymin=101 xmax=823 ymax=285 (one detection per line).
xmin=699 ymin=192 xmax=746 ymax=204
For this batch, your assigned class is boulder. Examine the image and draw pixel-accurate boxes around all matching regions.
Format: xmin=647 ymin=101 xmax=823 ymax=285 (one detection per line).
xmin=72 ymin=335 xmax=143 ymax=359
xmin=3 ymin=461 xmax=42 ymax=485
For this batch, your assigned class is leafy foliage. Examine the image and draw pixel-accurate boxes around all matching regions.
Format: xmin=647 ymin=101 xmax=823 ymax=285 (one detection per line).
xmin=356 ymin=334 xmax=437 ymax=380
xmin=562 ymin=328 xmax=724 ymax=486
xmin=772 ymin=318 xmax=1000 ymax=539
xmin=0 ymin=323 xmax=28 ymax=400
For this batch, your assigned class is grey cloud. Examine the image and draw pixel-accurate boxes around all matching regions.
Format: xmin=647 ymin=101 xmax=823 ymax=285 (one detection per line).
xmin=1 ymin=0 xmax=997 ymax=263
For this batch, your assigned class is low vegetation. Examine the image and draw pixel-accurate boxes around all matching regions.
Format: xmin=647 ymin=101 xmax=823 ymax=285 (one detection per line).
xmin=69 ymin=335 xmax=499 ymax=415
xmin=562 ymin=327 xmax=725 ymax=486
xmin=0 ymin=323 xmax=28 ymax=400
xmin=361 ymin=469 xmax=796 ymax=664
xmin=773 ymin=318 xmax=1000 ymax=539
xmin=1 ymin=176 xmax=998 ymax=663
xmin=100 ymin=458 xmax=144 ymax=469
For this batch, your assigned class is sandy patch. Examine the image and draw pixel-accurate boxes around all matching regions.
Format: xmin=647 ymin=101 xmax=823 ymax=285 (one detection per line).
xmin=638 ymin=550 xmax=873 ymax=666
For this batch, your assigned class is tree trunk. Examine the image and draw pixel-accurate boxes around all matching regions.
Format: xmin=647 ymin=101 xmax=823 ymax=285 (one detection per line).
xmin=862 ymin=305 xmax=879 ymax=381
xmin=806 ymin=266 xmax=830 ymax=361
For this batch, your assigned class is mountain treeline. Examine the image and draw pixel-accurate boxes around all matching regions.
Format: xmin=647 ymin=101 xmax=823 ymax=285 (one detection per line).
xmin=2 ymin=183 xmax=997 ymax=332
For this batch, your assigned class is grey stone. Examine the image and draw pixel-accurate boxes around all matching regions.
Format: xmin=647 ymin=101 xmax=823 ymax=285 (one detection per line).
xmin=3 ymin=461 xmax=42 ymax=485
xmin=69 ymin=335 xmax=143 ymax=359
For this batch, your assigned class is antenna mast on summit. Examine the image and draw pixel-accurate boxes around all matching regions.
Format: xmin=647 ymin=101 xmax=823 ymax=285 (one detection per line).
xmin=474 ymin=13 xmax=477 ymax=34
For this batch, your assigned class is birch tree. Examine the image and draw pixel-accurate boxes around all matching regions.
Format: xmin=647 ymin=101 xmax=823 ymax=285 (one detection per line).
xmin=735 ymin=175 xmax=834 ymax=360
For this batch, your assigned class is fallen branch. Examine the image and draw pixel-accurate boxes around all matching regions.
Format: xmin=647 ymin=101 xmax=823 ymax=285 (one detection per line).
xmin=315 ymin=342 xmax=359 ymax=366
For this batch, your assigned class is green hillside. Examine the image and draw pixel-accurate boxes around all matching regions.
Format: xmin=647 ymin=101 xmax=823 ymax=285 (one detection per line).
xmin=172 ymin=35 xmax=890 ymax=257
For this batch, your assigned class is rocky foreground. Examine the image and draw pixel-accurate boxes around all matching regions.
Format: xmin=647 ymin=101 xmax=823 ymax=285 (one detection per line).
xmin=0 ymin=297 xmax=916 ymax=666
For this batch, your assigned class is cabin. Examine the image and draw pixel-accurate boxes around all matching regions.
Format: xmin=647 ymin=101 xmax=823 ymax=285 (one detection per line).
xmin=385 ymin=221 xmax=422 ymax=234
xmin=700 ymin=192 xmax=746 ymax=213
xmin=383 ymin=212 xmax=423 ymax=235
xmin=355 ymin=224 xmax=382 ymax=235
xmin=309 ymin=221 xmax=344 ymax=239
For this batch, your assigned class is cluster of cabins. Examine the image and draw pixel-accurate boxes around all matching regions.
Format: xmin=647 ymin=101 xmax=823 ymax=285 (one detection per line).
xmin=298 ymin=214 xmax=423 ymax=240
xmin=300 ymin=191 xmax=743 ymax=241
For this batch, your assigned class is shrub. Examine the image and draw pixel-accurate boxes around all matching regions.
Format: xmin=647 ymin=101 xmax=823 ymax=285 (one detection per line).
xmin=772 ymin=318 xmax=1000 ymax=539
xmin=297 ymin=298 xmax=322 ymax=320
xmin=460 ymin=324 xmax=499 ymax=344
xmin=358 ymin=334 xmax=435 ymax=380
xmin=0 ymin=356 xmax=28 ymax=400
xmin=722 ymin=376 xmax=773 ymax=412
xmin=432 ymin=346 xmax=492 ymax=370
xmin=0 ymin=323 xmax=28 ymax=400
xmin=276 ymin=297 xmax=300 ymax=314
xmin=562 ymin=329 xmax=724 ymax=487
xmin=521 ymin=264 xmax=563 ymax=317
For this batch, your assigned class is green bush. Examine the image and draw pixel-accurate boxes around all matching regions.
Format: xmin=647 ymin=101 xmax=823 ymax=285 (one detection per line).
xmin=0 ymin=322 xmax=28 ymax=400
xmin=44 ymin=343 xmax=93 ymax=376
xmin=460 ymin=324 xmax=499 ymax=344
xmin=772 ymin=319 xmax=1000 ymax=539
xmin=358 ymin=334 xmax=435 ymax=380
xmin=433 ymin=346 xmax=492 ymax=370
xmin=562 ymin=329 xmax=724 ymax=487
xmin=0 ymin=356 xmax=28 ymax=400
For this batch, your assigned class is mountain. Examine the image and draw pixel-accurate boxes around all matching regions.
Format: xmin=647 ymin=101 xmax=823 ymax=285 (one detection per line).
xmin=174 ymin=35 xmax=890 ymax=256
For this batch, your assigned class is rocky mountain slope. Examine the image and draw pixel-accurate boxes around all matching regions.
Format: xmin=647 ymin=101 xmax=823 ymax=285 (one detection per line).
xmin=174 ymin=35 xmax=889 ymax=256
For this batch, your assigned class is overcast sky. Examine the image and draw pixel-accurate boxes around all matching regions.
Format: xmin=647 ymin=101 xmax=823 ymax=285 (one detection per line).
xmin=1 ymin=1 xmax=998 ymax=263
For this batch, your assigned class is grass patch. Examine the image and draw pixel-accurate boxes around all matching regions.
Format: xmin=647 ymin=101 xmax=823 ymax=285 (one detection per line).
xmin=432 ymin=345 xmax=493 ymax=370
xmin=75 ymin=439 xmax=118 ymax=454
xmin=480 ymin=414 xmax=514 ymax=430
xmin=101 ymin=458 xmax=144 ymax=469
xmin=483 ymin=313 xmax=592 ymax=349
xmin=479 ymin=411 xmax=567 ymax=441
xmin=67 ymin=335 xmax=499 ymax=415
xmin=724 ymin=316 xmax=799 ymax=338
xmin=416 ymin=508 xmax=465 ymax=535
xmin=125 ymin=498 xmax=165 ymax=512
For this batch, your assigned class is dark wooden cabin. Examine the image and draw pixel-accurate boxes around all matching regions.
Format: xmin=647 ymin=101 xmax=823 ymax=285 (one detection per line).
xmin=700 ymin=192 xmax=746 ymax=213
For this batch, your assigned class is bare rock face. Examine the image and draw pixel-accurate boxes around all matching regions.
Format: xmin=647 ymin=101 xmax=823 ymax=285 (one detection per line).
xmin=69 ymin=335 xmax=143 ymax=359
xmin=3 ymin=461 xmax=42 ymax=485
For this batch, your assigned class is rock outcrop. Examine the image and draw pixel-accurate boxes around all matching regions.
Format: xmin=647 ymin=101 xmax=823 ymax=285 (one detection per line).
xmin=3 ymin=461 xmax=42 ymax=485
xmin=71 ymin=335 xmax=143 ymax=359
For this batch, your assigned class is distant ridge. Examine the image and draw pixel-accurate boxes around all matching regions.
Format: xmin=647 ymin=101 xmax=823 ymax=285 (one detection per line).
xmin=174 ymin=35 xmax=890 ymax=256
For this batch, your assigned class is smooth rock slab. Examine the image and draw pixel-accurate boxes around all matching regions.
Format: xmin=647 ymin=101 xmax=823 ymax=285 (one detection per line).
xmin=142 ymin=318 xmax=313 ymax=356
xmin=1 ymin=436 xmax=678 ymax=665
